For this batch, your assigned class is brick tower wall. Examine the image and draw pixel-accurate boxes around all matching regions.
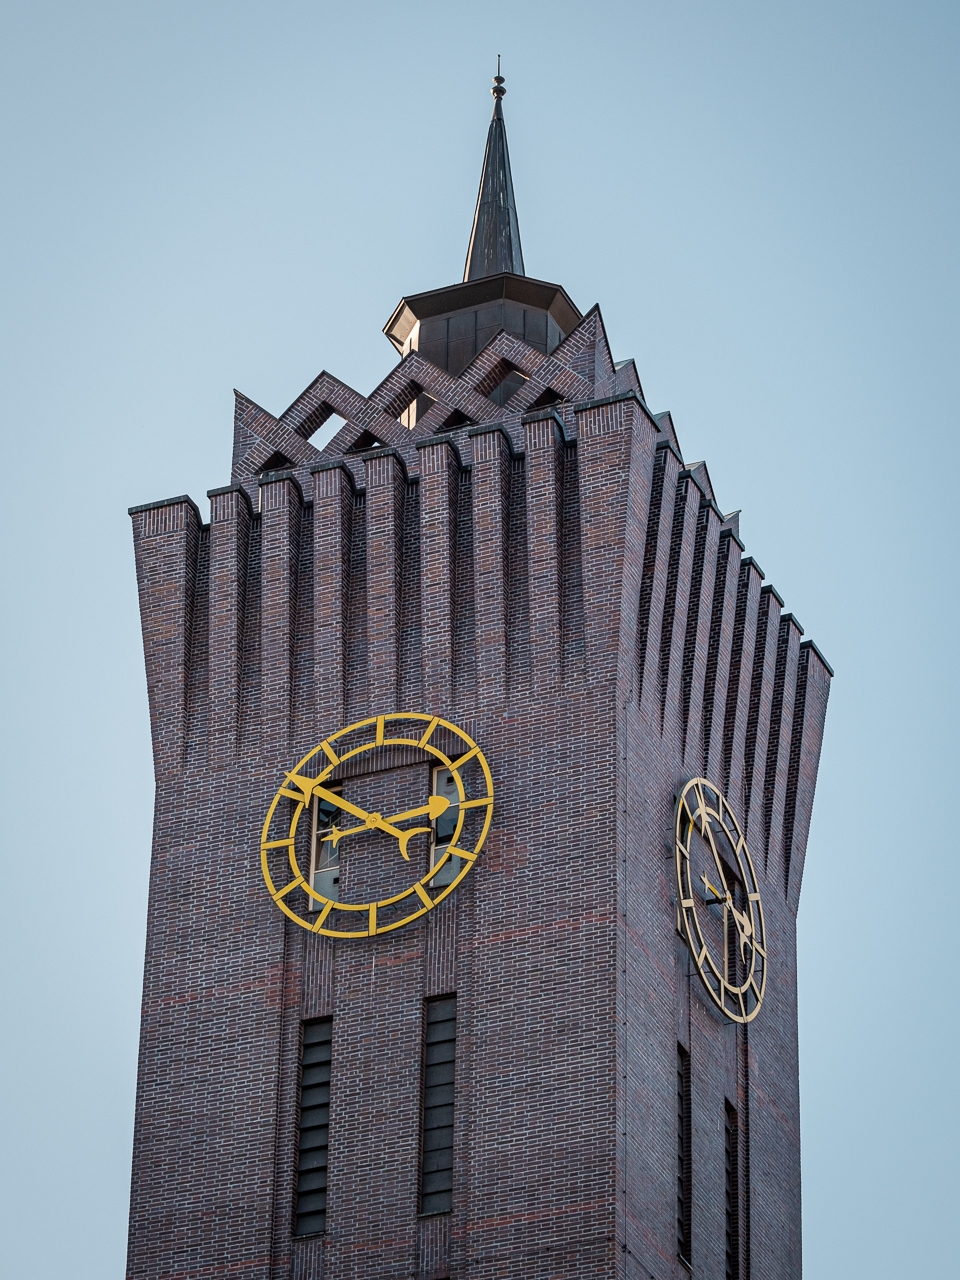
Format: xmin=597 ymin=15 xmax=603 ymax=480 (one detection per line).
xmin=128 ymin=312 xmax=830 ymax=1280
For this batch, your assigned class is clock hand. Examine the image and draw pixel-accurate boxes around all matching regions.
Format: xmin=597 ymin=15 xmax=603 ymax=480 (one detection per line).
xmin=700 ymin=873 xmax=753 ymax=937
xmin=386 ymin=796 xmax=451 ymax=824
xmin=395 ymin=825 xmax=431 ymax=860
xmin=701 ymin=873 xmax=726 ymax=902
xmin=312 ymin=788 xmax=441 ymax=863
xmin=312 ymin=785 xmax=372 ymax=824
xmin=318 ymin=807 xmax=419 ymax=861
xmin=730 ymin=903 xmax=753 ymax=958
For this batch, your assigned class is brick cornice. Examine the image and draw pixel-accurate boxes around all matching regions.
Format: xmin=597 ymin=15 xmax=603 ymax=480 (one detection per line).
xmin=128 ymin=493 xmax=202 ymax=522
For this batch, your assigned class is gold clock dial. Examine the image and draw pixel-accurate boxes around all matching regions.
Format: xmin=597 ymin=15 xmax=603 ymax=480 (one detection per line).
xmin=260 ymin=713 xmax=493 ymax=938
xmin=675 ymin=778 xmax=767 ymax=1024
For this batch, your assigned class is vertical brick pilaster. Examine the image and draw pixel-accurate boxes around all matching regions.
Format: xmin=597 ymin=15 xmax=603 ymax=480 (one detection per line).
xmin=701 ymin=528 xmax=745 ymax=783
xmin=471 ymin=428 xmax=510 ymax=706
xmin=722 ymin=557 xmax=764 ymax=804
xmin=742 ymin=584 xmax=783 ymax=852
xmin=259 ymin=472 xmax=303 ymax=758
xmin=762 ymin=612 xmax=804 ymax=880
xmin=636 ymin=442 xmax=681 ymax=727
xmin=658 ymin=475 xmax=702 ymax=749
xmin=312 ymin=463 xmax=354 ymax=735
xmin=207 ymin=485 xmax=251 ymax=762
xmin=129 ymin=495 xmax=202 ymax=776
xmin=363 ymin=449 xmax=407 ymax=713
xmin=784 ymin=642 xmax=833 ymax=908
xmin=417 ymin=438 xmax=459 ymax=716
xmin=523 ymin=416 xmax=562 ymax=694
xmin=679 ymin=498 xmax=721 ymax=771
xmin=576 ymin=398 xmax=643 ymax=687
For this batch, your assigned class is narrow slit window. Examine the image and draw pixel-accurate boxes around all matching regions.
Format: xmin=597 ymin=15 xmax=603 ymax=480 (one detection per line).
xmin=310 ymin=787 xmax=342 ymax=906
xmin=725 ymin=1101 xmax=740 ymax=1280
xmin=420 ymin=995 xmax=456 ymax=1215
xmin=429 ymin=767 xmax=460 ymax=888
xmin=295 ymin=1019 xmax=332 ymax=1236
xmin=678 ymin=1044 xmax=692 ymax=1266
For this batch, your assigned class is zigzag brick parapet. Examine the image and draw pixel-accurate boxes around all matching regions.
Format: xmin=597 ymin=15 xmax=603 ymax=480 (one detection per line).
xmin=127 ymin=294 xmax=831 ymax=1280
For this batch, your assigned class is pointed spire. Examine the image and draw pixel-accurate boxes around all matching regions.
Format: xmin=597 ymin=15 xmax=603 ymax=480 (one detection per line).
xmin=463 ymin=64 xmax=525 ymax=282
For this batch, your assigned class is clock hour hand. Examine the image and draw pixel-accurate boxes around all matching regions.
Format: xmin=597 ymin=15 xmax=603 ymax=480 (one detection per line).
xmin=311 ymin=787 xmax=437 ymax=863
xmin=701 ymin=873 xmax=726 ymax=903
xmin=319 ymin=809 xmax=420 ymax=862
xmin=700 ymin=873 xmax=754 ymax=957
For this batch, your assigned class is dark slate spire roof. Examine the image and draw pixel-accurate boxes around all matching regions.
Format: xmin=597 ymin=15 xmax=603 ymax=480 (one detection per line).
xmin=463 ymin=73 xmax=525 ymax=282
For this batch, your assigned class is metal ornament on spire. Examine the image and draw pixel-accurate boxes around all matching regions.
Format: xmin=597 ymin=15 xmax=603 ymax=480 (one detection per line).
xmin=462 ymin=65 xmax=525 ymax=282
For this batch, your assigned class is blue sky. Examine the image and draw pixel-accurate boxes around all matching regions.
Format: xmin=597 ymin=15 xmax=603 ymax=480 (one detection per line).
xmin=1 ymin=1 xmax=957 ymax=1275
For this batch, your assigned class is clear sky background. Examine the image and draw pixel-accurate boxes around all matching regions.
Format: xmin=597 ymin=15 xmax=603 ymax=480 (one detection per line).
xmin=1 ymin=1 xmax=957 ymax=1275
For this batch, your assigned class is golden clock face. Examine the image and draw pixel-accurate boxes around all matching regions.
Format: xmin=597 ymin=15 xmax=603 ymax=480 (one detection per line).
xmin=260 ymin=713 xmax=493 ymax=939
xmin=675 ymin=778 xmax=767 ymax=1024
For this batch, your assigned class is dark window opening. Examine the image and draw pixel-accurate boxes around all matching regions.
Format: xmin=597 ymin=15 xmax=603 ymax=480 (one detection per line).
xmin=310 ymin=787 xmax=342 ymax=906
xmin=678 ymin=1044 xmax=692 ymax=1266
xmin=437 ymin=408 xmax=472 ymax=432
xmin=429 ymin=767 xmax=460 ymax=887
xmin=295 ymin=1019 xmax=332 ymax=1236
xmin=721 ymin=859 xmax=746 ymax=989
xmin=526 ymin=385 xmax=564 ymax=411
xmin=259 ymin=450 xmax=295 ymax=475
xmin=346 ymin=430 xmax=386 ymax=453
xmin=420 ymin=996 xmax=456 ymax=1215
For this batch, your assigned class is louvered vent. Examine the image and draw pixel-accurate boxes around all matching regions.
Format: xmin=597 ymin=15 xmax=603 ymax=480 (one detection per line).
xmin=420 ymin=996 xmax=456 ymax=1214
xmin=677 ymin=1044 xmax=692 ymax=1266
xmin=294 ymin=1019 xmax=332 ymax=1236
xmin=725 ymin=1100 xmax=740 ymax=1280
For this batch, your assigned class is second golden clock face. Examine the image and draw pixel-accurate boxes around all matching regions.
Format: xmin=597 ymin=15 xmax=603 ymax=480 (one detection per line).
xmin=260 ymin=713 xmax=493 ymax=938
xmin=675 ymin=778 xmax=767 ymax=1024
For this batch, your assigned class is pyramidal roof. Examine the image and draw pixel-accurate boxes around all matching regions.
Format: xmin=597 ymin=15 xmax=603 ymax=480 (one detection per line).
xmin=463 ymin=72 xmax=525 ymax=281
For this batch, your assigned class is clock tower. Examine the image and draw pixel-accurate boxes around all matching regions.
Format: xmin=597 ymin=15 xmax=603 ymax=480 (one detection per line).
xmin=127 ymin=75 xmax=831 ymax=1280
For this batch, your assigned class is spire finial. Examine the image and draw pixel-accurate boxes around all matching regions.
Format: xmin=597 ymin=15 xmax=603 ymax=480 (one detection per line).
xmin=463 ymin=67 xmax=525 ymax=281
xmin=492 ymin=55 xmax=505 ymax=102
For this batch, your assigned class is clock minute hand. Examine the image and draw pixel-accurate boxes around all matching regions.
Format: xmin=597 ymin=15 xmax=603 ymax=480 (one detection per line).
xmin=386 ymin=796 xmax=451 ymax=824
xmin=312 ymin=786 xmax=372 ymax=824
xmin=729 ymin=902 xmax=754 ymax=958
